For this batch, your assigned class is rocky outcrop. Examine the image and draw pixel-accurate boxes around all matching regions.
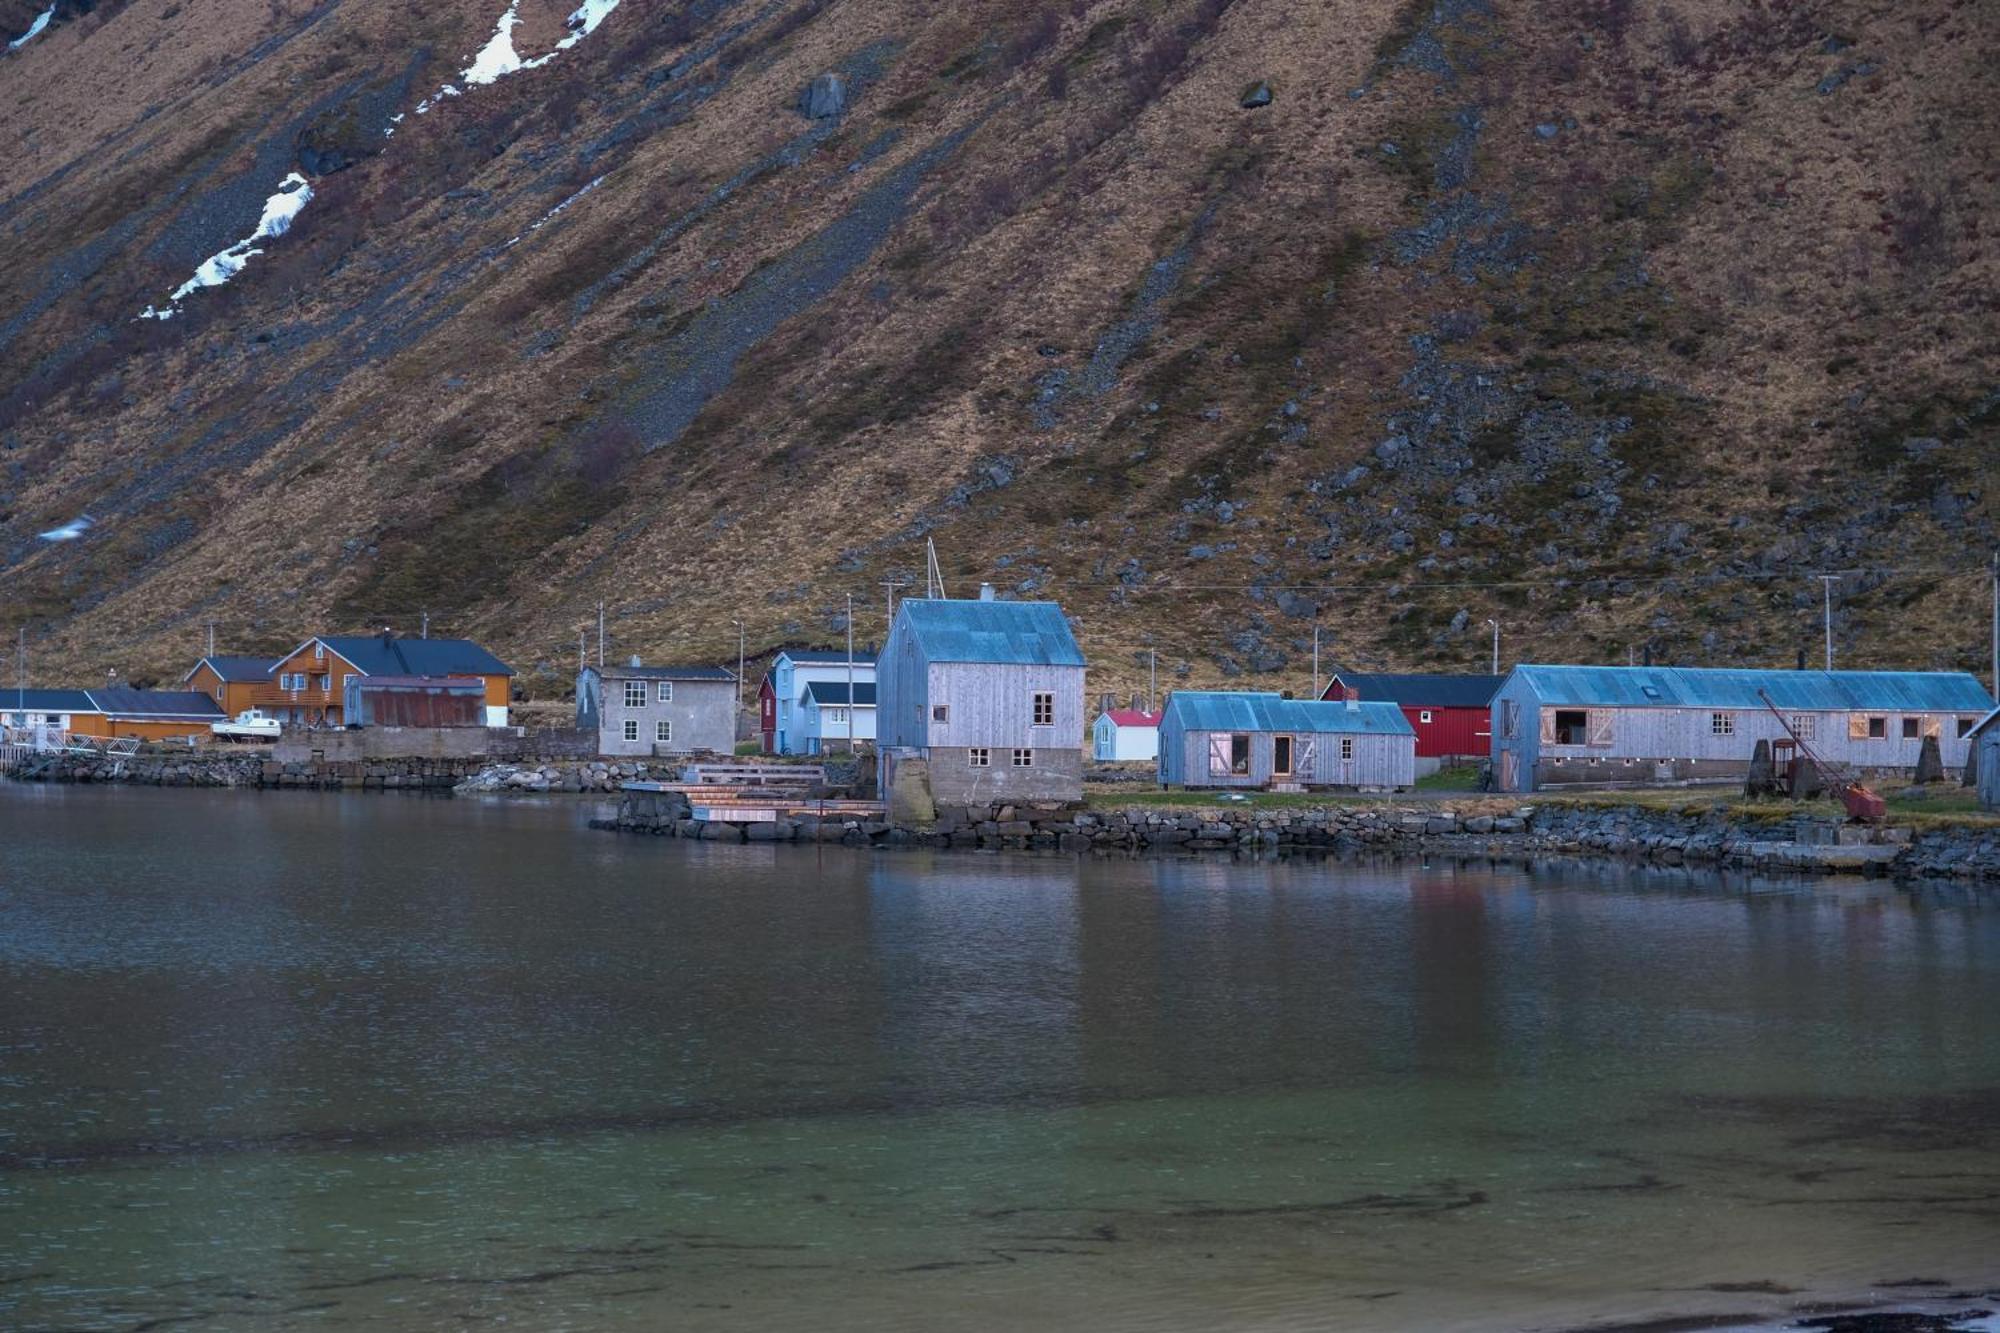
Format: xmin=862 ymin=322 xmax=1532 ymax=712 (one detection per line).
xmin=456 ymin=760 xmax=660 ymax=793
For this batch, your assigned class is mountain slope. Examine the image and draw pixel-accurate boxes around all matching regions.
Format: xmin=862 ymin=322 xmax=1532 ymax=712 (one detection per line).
xmin=1 ymin=0 xmax=1993 ymax=699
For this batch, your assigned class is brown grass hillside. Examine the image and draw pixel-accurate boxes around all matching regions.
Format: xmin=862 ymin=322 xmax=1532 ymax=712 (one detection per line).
xmin=0 ymin=0 xmax=1993 ymax=702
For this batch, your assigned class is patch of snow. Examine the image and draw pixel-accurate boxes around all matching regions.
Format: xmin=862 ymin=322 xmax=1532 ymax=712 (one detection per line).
xmin=463 ymin=2 xmax=526 ymax=84
xmin=6 ymin=4 xmax=53 ymax=51
xmin=504 ymin=173 xmax=606 ymax=247
xmin=557 ymin=0 xmax=621 ymax=46
xmin=140 ymin=173 xmax=314 ymax=319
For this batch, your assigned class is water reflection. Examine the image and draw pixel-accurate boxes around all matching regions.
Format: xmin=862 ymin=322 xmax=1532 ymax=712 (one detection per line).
xmin=1 ymin=785 xmax=1997 ymax=1332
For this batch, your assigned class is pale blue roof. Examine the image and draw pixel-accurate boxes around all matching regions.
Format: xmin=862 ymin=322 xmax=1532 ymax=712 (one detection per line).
xmin=1163 ymin=692 xmax=1414 ymax=736
xmin=1509 ymin=666 xmax=1994 ymax=713
xmin=896 ymin=599 xmax=1085 ymax=667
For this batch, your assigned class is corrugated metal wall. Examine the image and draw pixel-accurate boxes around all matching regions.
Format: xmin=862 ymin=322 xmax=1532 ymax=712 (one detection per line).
xmin=1162 ymin=726 xmax=1414 ymax=788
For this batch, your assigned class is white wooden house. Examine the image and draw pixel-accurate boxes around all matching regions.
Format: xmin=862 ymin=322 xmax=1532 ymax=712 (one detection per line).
xmin=798 ymin=680 xmax=876 ymax=753
xmin=1091 ymin=706 xmax=1160 ymax=762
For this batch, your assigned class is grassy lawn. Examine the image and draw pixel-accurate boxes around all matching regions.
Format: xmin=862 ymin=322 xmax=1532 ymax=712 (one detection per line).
xmin=1545 ymin=786 xmax=2000 ymax=830
xmin=1415 ymin=764 xmax=1482 ymax=791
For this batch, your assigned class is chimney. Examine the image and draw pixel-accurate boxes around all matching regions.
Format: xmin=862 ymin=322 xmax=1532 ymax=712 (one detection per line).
xmin=1797 ymin=648 xmax=1807 ymax=671
xmin=1642 ymin=644 xmax=1653 ymax=667
xmin=1344 ymin=686 xmax=1359 ymax=712
xmin=380 ymin=626 xmax=394 ymax=647
xmin=629 ymin=654 xmax=643 ymax=669
xmin=977 ymin=581 xmax=996 ymax=601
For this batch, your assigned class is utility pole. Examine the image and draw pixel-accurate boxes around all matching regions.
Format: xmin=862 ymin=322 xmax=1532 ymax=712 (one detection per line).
xmin=924 ymin=538 xmax=947 ymax=599
xmin=733 ymin=620 xmax=746 ymax=716
xmin=421 ymin=610 xmax=429 ymax=640
xmin=1818 ymin=574 xmax=1839 ymax=670
xmin=206 ymin=621 xmax=215 ymax=658
xmin=846 ymin=593 xmax=856 ymax=752
xmin=1485 ymin=619 xmax=1500 ymax=675
xmin=1148 ymin=649 xmax=1157 ymax=714
xmin=577 ymin=629 xmax=585 ymax=673
xmin=881 ymin=576 xmax=909 ymax=629
xmin=1990 ymin=549 xmax=1998 ymax=701
xmin=597 ymin=601 xmax=606 ymax=668
xmin=1312 ymin=626 xmax=1321 ymax=701
xmin=16 ymin=627 xmax=24 ymax=695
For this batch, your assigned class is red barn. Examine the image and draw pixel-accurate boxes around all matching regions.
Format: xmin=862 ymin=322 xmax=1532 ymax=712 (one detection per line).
xmin=1319 ymin=672 xmax=1501 ymax=765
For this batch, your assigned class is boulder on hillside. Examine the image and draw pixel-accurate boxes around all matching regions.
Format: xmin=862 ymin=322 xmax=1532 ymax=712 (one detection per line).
xmin=1239 ymin=80 xmax=1273 ymax=108
xmin=798 ymin=72 xmax=848 ymax=119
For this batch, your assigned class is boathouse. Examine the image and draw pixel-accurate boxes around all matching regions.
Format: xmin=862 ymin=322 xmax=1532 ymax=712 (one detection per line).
xmin=80 ymin=689 xmax=227 ymax=741
xmin=1158 ymin=691 xmax=1416 ymax=790
xmin=1 ymin=688 xmax=99 ymax=735
xmin=1091 ymin=704 xmax=1161 ymax=762
xmin=577 ymin=661 xmax=736 ymax=758
xmin=758 ymin=648 xmax=876 ymax=755
xmin=876 ymin=591 xmax=1087 ymax=805
xmin=1319 ymin=671 xmax=1500 ymax=773
xmin=1489 ymin=665 xmax=1996 ymax=794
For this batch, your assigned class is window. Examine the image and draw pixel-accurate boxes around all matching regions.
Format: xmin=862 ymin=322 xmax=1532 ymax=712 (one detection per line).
xmin=1273 ymin=735 xmax=1294 ymax=775
xmin=656 ymin=681 xmax=674 ymax=703
xmin=315 ymin=674 xmax=330 ymax=692
xmin=623 ymin=681 xmax=646 ymax=708
xmin=827 ymin=707 xmax=847 ymax=725
xmin=313 ymin=643 xmax=325 ymax=661
xmin=1231 ymin=733 xmax=1250 ymax=775
xmin=969 ymin=748 xmax=990 ymax=767
xmin=622 ymin=719 xmax=639 ymax=742
xmin=1790 ymin=714 xmax=1817 ymax=740
xmin=1012 ymin=748 xmax=1033 ymax=767
xmin=1502 ymin=699 xmax=1519 ymax=739
xmin=1340 ymin=736 xmax=1355 ymax=762
xmin=1554 ymin=709 xmax=1589 ymax=745
xmin=1902 ymin=716 xmax=1920 ymax=740
xmin=1710 ymin=712 xmax=1735 ymax=737
xmin=1032 ymin=692 xmax=1055 ymax=727
xmin=1868 ymin=716 xmax=1886 ymax=739
xmin=932 ymin=704 xmax=950 ymax=723
xmin=655 ymin=720 xmax=672 ymax=744
xmin=1961 ymin=717 xmax=1979 ymax=738
xmin=1419 ymin=710 xmax=1433 ymax=724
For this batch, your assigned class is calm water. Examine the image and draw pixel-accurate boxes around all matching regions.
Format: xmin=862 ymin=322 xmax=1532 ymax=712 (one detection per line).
xmin=2 ymin=785 xmax=1998 ymax=1333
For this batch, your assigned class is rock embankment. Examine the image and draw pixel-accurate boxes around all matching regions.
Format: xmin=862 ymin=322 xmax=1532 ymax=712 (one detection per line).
xmin=455 ymin=761 xmax=662 ymax=793
xmin=599 ymin=791 xmax=2000 ymax=883
xmin=7 ymin=752 xmax=486 ymax=789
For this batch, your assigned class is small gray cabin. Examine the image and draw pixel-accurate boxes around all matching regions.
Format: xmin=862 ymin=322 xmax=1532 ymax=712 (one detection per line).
xmin=1158 ymin=691 xmax=1416 ymax=790
xmin=1490 ymin=665 xmax=1995 ymax=793
xmin=1973 ymin=708 xmax=1999 ymax=811
xmin=576 ymin=661 xmax=737 ymax=758
xmin=876 ymin=594 xmax=1087 ymax=805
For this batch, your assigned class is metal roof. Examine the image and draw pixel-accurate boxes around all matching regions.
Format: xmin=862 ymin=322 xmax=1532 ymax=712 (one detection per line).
xmin=596 ymin=664 xmax=735 ymax=682
xmin=1969 ymin=706 xmax=2000 ymax=739
xmin=87 ymin=689 xmax=226 ymax=719
xmin=1103 ymin=708 xmax=1161 ymax=728
xmin=1325 ymin=672 xmax=1503 ymax=708
xmin=316 ymin=636 xmax=513 ymax=677
xmin=1509 ymin=666 xmax=1996 ymax=713
xmin=804 ymin=681 xmax=876 ymax=706
xmin=349 ymin=675 xmax=488 ymax=692
xmin=1163 ymin=692 xmax=1415 ymax=736
xmin=185 ymin=654 xmax=277 ymax=683
xmin=779 ymin=648 xmax=878 ymax=666
xmin=0 ymin=688 xmax=99 ymax=713
xmin=896 ymin=598 xmax=1086 ymax=667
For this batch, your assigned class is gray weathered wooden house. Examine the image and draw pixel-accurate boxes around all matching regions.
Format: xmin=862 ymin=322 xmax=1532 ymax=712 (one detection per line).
xmin=1489 ymin=665 xmax=1996 ymax=793
xmin=876 ymin=593 xmax=1087 ymax=805
xmin=576 ymin=660 xmax=737 ymax=758
xmin=1973 ymin=707 xmax=2000 ymax=811
xmin=1157 ymin=691 xmax=1416 ymax=790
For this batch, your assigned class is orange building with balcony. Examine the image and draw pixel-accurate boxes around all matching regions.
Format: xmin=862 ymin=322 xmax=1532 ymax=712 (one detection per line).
xmin=254 ymin=634 xmax=514 ymax=728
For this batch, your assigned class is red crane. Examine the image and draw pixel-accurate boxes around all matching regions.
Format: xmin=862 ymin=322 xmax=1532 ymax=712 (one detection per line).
xmin=1757 ymin=689 xmax=1886 ymax=821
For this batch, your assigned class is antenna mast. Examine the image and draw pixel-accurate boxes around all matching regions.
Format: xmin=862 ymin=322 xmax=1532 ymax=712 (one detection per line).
xmin=924 ymin=539 xmax=947 ymax=600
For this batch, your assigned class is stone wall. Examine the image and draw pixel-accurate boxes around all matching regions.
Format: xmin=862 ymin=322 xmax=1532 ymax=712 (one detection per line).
xmin=275 ymin=726 xmax=495 ymax=763
xmin=7 ymin=751 xmax=487 ymax=790
xmin=597 ymin=792 xmax=2000 ymax=883
xmin=456 ymin=760 xmax=665 ymax=793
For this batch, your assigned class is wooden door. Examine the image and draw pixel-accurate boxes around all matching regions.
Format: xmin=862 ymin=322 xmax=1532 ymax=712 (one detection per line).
xmin=1273 ymin=735 xmax=1294 ymax=776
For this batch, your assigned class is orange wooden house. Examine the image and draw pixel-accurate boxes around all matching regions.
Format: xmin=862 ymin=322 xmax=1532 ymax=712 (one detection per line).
xmin=254 ymin=634 xmax=514 ymax=728
xmin=75 ymin=689 xmax=226 ymax=741
xmin=182 ymin=655 xmax=280 ymax=718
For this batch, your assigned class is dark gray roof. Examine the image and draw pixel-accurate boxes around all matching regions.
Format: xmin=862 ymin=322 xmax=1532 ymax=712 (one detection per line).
xmin=315 ymin=636 xmax=513 ymax=677
xmin=1325 ymin=672 xmax=1504 ymax=708
xmin=598 ymin=665 xmax=735 ymax=682
xmin=804 ymin=681 xmax=876 ymax=706
xmin=88 ymin=689 xmax=226 ymax=719
xmin=0 ymin=688 xmax=98 ymax=713
xmin=186 ymin=655 xmax=277 ymax=683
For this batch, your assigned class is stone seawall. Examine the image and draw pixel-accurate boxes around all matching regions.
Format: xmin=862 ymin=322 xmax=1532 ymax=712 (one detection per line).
xmin=600 ymin=792 xmax=2000 ymax=883
xmin=6 ymin=752 xmax=486 ymax=790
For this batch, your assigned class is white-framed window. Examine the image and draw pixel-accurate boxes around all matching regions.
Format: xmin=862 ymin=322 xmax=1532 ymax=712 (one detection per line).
xmin=1419 ymin=710 xmax=1433 ymax=724
xmin=315 ymin=674 xmax=330 ymax=692
xmin=1710 ymin=712 xmax=1735 ymax=737
xmin=1012 ymin=748 xmax=1033 ymax=767
xmin=1340 ymin=736 xmax=1355 ymax=761
xmin=656 ymin=681 xmax=673 ymax=703
xmin=623 ymin=719 xmax=639 ymax=742
xmin=655 ymin=720 xmax=672 ymax=744
xmin=623 ymin=681 xmax=646 ymax=708
xmin=827 ymin=707 xmax=847 ymax=725
xmin=313 ymin=643 xmax=325 ymax=661
xmin=1502 ymin=699 xmax=1519 ymax=739
xmin=968 ymin=748 xmax=990 ymax=767
xmin=932 ymin=704 xmax=950 ymax=723
xmin=1790 ymin=714 xmax=1817 ymax=740
xmin=1032 ymin=692 xmax=1054 ymax=727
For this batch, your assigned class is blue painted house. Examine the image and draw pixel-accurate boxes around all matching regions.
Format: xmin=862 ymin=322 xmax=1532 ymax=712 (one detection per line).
xmin=1489 ymin=665 xmax=1996 ymax=793
xmin=758 ymin=649 xmax=876 ymax=755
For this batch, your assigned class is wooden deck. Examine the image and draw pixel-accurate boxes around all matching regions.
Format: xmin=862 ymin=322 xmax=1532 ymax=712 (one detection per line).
xmin=622 ymin=781 xmax=884 ymax=824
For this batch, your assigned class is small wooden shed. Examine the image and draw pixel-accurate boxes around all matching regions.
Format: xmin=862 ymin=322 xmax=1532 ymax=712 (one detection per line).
xmin=1158 ymin=691 xmax=1416 ymax=790
xmin=1973 ymin=707 xmax=2000 ymax=812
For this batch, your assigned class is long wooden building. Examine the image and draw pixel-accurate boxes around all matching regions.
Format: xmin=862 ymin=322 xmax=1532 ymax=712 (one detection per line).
xmin=1490 ymin=665 xmax=1996 ymax=793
